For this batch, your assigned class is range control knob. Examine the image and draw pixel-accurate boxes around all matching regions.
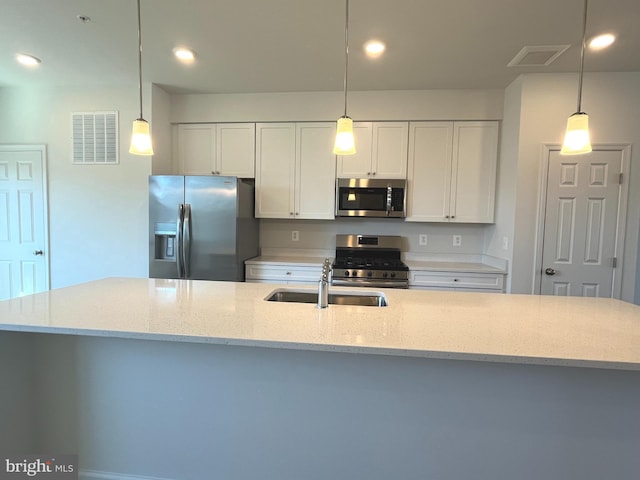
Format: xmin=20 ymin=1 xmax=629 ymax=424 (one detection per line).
xmin=367 ymin=271 xmax=373 ymax=278
xmin=390 ymin=272 xmax=396 ymax=278
xmin=352 ymin=271 xmax=358 ymax=277
xmin=344 ymin=271 xmax=350 ymax=277
xmin=382 ymin=272 xmax=389 ymax=278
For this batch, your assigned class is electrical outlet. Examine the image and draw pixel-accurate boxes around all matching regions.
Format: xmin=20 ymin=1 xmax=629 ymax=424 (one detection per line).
xmin=419 ymin=234 xmax=428 ymax=246
xmin=291 ymin=230 xmax=299 ymax=242
xmin=453 ymin=235 xmax=462 ymax=247
xmin=502 ymin=236 xmax=509 ymax=250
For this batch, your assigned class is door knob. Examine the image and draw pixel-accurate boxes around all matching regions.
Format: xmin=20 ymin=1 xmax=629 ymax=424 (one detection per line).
xmin=34 ymin=250 xmax=44 ymax=256
xmin=544 ymin=268 xmax=556 ymax=276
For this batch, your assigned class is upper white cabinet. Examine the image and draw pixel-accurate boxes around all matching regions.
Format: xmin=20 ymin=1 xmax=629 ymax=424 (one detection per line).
xmin=406 ymin=121 xmax=499 ymax=223
xmin=177 ymin=123 xmax=255 ymax=177
xmin=336 ymin=122 xmax=408 ymax=179
xmin=255 ymin=122 xmax=336 ymax=220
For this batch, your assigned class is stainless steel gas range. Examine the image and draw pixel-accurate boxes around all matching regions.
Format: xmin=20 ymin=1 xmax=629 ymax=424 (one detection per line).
xmin=331 ymin=234 xmax=409 ymax=289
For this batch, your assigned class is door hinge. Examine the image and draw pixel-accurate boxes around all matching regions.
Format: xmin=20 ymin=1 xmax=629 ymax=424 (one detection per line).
xmin=612 ymin=257 xmax=617 ymax=268
xmin=619 ymin=173 xmax=624 ymax=184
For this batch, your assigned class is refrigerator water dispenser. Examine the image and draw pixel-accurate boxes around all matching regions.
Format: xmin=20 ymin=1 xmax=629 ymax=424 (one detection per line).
xmin=154 ymin=223 xmax=177 ymax=260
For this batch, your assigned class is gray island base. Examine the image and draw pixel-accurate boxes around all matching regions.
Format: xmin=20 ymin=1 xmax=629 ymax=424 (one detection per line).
xmin=1 ymin=278 xmax=639 ymax=479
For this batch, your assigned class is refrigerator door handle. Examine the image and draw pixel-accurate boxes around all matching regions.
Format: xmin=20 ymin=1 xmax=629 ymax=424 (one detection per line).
xmin=176 ymin=203 xmax=185 ymax=278
xmin=183 ymin=203 xmax=192 ymax=278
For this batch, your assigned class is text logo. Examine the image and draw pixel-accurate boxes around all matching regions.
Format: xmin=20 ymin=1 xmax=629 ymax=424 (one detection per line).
xmin=0 ymin=455 xmax=77 ymax=480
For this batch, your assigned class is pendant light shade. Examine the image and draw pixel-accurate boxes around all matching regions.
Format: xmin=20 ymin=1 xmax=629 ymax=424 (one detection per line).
xmin=561 ymin=0 xmax=592 ymax=155
xmin=334 ymin=116 xmax=356 ymax=155
xmin=130 ymin=119 xmax=154 ymax=155
xmin=333 ymin=0 xmax=356 ymax=155
xmin=561 ymin=112 xmax=591 ymax=155
xmin=129 ymin=0 xmax=154 ymax=156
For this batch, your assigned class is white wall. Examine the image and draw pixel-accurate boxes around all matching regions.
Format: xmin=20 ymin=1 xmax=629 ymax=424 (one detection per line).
xmin=0 ymin=85 xmax=153 ymax=288
xmin=494 ymin=72 xmax=640 ymax=303
xmin=170 ymin=89 xmax=505 ymax=123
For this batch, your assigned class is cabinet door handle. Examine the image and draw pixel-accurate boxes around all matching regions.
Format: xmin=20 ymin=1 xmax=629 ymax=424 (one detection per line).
xmin=445 ymin=215 xmax=449 ymax=219
xmin=451 ymin=215 xmax=455 ymax=219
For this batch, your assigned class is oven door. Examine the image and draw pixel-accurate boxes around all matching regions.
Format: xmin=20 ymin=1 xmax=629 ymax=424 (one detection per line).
xmin=335 ymin=179 xmax=406 ymax=217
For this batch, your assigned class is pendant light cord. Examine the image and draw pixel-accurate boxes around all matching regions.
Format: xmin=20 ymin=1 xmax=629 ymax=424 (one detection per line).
xmin=342 ymin=0 xmax=350 ymax=117
xmin=136 ymin=0 xmax=144 ymax=120
xmin=576 ymin=0 xmax=588 ymax=113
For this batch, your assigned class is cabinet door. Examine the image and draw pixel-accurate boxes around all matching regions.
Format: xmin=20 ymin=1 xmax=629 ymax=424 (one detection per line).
xmin=336 ymin=122 xmax=372 ymax=178
xmin=372 ymin=122 xmax=408 ymax=178
xmin=295 ymin=123 xmax=337 ymax=219
xmin=451 ymin=121 xmax=498 ymax=223
xmin=216 ymin=123 xmax=255 ymax=178
xmin=177 ymin=124 xmax=216 ymax=174
xmin=406 ymin=122 xmax=453 ymax=222
xmin=255 ymin=123 xmax=296 ymax=218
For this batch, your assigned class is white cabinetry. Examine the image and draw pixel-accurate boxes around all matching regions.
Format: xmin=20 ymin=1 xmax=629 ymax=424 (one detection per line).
xmin=409 ymin=270 xmax=505 ymax=292
xmin=255 ymin=122 xmax=336 ymax=219
xmin=337 ymin=122 xmax=408 ymax=179
xmin=177 ymin=123 xmax=255 ymax=177
xmin=406 ymin=121 xmax=498 ymax=223
xmin=245 ymin=263 xmax=322 ymax=285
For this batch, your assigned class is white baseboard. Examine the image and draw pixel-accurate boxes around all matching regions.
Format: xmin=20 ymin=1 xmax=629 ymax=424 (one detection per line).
xmin=80 ymin=470 xmax=175 ymax=480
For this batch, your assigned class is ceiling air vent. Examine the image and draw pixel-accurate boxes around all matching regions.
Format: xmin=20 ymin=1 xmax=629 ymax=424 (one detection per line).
xmin=72 ymin=111 xmax=119 ymax=164
xmin=507 ymin=45 xmax=570 ymax=67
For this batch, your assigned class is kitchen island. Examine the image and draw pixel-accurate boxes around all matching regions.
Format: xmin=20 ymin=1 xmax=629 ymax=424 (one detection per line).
xmin=1 ymin=277 xmax=639 ymax=480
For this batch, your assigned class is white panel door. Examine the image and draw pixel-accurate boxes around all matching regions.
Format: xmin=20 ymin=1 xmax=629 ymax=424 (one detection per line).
xmin=406 ymin=122 xmax=453 ymax=222
xmin=177 ymin=124 xmax=216 ymax=174
xmin=295 ymin=123 xmax=336 ymax=219
xmin=255 ymin=123 xmax=296 ymax=218
xmin=216 ymin=123 xmax=255 ymax=178
xmin=451 ymin=121 xmax=499 ymax=223
xmin=0 ymin=145 xmax=49 ymax=300
xmin=540 ymin=149 xmax=622 ymax=297
xmin=372 ymin=122 xmax=408 ymax=178
xmin=336 ymin=122 xmax=373 ymax=178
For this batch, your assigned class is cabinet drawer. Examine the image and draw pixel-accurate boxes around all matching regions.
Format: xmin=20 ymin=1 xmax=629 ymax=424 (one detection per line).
xmin=246 ymin=264 xmax=322 ymax=283
xmin=409 ymin=271 xmax=504 ymax=291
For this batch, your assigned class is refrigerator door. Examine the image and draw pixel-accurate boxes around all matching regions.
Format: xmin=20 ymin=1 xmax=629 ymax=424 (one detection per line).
xmin=185 ymin=176 xmax=239 ymax=280
xmin=149 ymin=176 xmax=185 ymax=279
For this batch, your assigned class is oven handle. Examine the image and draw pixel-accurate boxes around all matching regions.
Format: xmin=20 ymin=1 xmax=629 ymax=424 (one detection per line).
xmin=331 ymin=278 xmax=409 ymax=289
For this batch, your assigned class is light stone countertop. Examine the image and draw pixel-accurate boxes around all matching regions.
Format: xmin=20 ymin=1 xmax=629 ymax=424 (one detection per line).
xmin=404 ymin=260 xmax=506 ymax=274
xmin=1 ymin=277 xmax=639 ymax=371
xmin=245 ymin=255 xmax=507 ymax=274
xmin=245 ymin=255 xmax=329 ymax=267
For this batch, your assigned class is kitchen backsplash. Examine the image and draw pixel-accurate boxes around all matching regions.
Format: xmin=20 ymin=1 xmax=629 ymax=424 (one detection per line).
xmin=259 ymin=218 xmax=489 ymax=255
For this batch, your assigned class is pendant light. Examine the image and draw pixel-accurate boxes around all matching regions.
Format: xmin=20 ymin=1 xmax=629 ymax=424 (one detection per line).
xmin=129 ymin=0 xmax=154 ymax=156
xmin=333 ymin=0 xmax=356 ymax=155
xmin=561 ymin=0 xmax=592 ymax=155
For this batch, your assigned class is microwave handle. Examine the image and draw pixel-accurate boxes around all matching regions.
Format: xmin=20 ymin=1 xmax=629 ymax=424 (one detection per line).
xmin=386 ymin=184 xmax=393 ymax=216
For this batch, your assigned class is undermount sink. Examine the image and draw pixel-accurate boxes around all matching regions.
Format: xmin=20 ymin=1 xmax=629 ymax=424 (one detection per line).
xmin=265 ymin=288 xmax=387 ymax=307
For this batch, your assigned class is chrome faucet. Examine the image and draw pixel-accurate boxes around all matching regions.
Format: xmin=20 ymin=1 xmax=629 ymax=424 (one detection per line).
xmin=318 ymin=258 xmax=332 ymax=308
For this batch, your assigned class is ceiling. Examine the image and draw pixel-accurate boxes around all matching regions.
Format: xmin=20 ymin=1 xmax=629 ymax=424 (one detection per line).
xmin=2 ymin=0 xmax=640 ymax=94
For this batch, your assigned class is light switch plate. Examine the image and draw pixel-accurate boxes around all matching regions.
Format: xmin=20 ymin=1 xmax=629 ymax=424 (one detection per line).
xmin=291 ymin=231 xmax=299 ymax=242
xmin=453 ymin=235 xmax=462 ymax=247
xmin=419 ymin=234 xmax=428 ymax=246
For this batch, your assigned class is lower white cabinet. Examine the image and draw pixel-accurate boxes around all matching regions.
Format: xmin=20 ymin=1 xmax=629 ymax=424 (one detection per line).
xmin=409 ymin=270 xmax=505 ymax=292
xmin=245 ymin=264 xmax=322 ymax=285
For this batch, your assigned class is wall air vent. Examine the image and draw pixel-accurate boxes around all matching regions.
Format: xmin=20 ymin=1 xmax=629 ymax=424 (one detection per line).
xmin=72 ymin=111 xmax=119 ymax=164
xmin=507 ymin=45 xmax=570 ymax=67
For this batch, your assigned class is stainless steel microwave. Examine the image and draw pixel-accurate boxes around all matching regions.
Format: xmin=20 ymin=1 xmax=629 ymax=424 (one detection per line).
xmin=335 ymin=178 xmax=407 ymax=218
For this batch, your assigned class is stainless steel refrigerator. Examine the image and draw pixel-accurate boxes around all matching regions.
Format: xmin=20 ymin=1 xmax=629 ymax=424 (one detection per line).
xmin=149 ymin=176 xmax=258 ymax=281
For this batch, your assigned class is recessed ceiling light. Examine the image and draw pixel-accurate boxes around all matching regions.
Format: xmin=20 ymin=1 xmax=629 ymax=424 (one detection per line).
xmin=589 ymin=33 xmax=615 ymax=50
xmin=364 ymin=40 xmax=386 ymax=58
xmin=173 ymin=47 xmax=196 ymax=63
xmin=16 ymin=53 xmax=41 ymax=67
